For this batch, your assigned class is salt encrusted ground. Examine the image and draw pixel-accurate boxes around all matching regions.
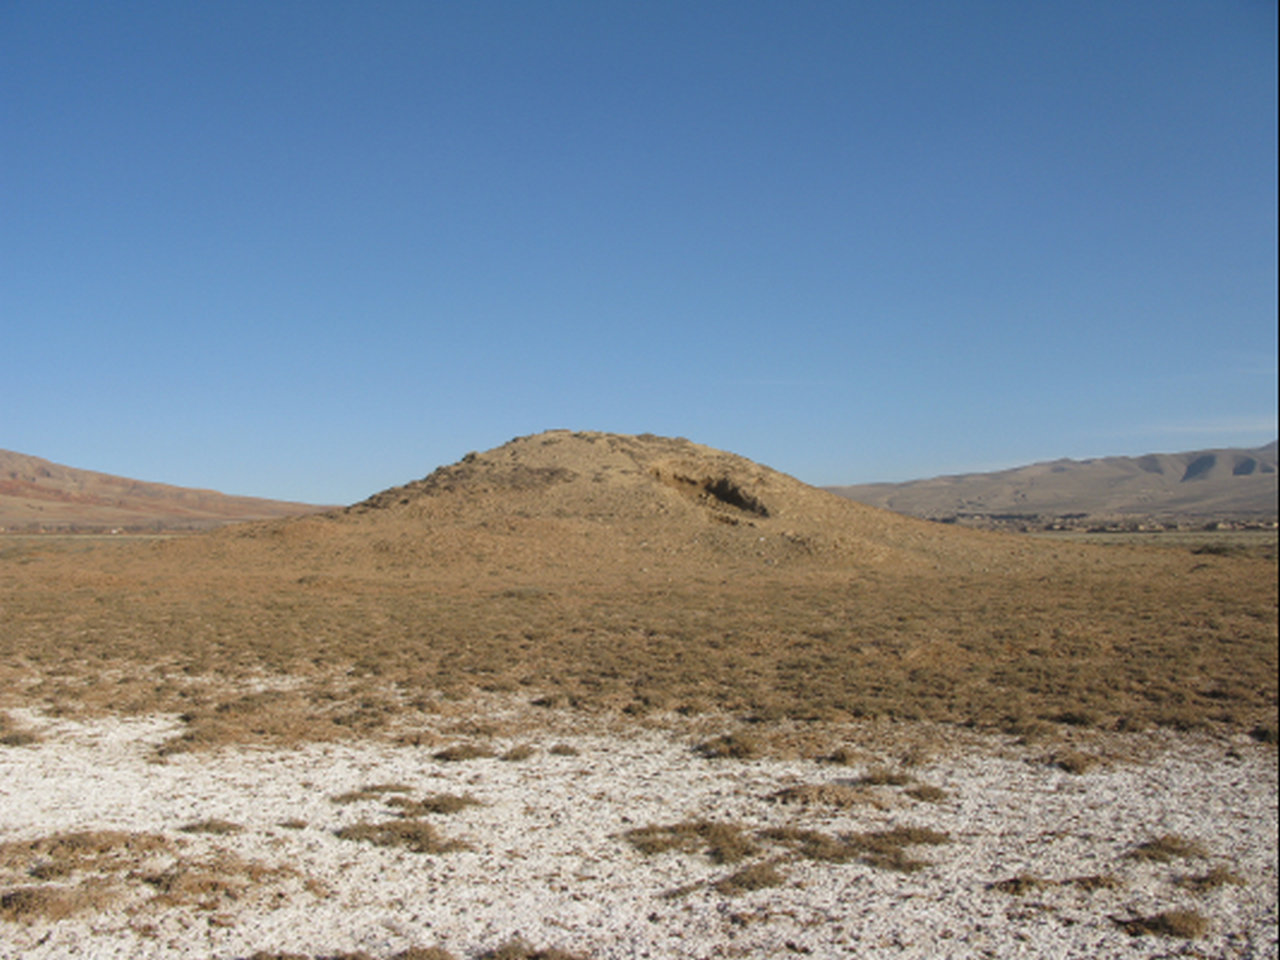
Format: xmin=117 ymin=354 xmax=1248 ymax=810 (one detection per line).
xmin=0 ymin=707 xmax=1275 ymax=960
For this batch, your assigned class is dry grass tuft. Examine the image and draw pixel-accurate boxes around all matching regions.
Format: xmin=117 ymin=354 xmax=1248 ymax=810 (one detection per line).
xmin=433 ymin=743 xmax=496 ymax=762
xmin=500 ymin=744 xmax=536 ymax=761
xmin=1051 ymin=750 xmax=1099 ymax=774
xmin=179 ymin=818 xmax=243 ymax=835
xmin=395 ymin=731 xmax=445 ymax=748
xmin=854 ymin=826 xmax=949 ymax=872
xmin=714 ymin=860 xmax=787 ymax=895
xmin=445 ymin=719 xmax=503 ymax=737
xmin=1 ymin=830 xmax=316 ymax=925
xmin=1051 ymin=709 xmax=1100 ymax=727
xmin=853 ymin=766 xmax=914 ymax=787
xmin=767 ymin=783 xmax=895 ymax=810
xmin=990 ymin=872 xmax=1122 ymax=895
xmin=238 ymin=950 xmax=460 ymax=960
xmin=624 ymin=821 xmax=758 ymax=865
xmin=989 ymin=874 xmax=1050 ymax=895
xmin=1067 ymin=873 xmax=1123 ymax=892
xmin=477 ymin=937 xmax=589 ymax=960
xmin=386 ymin=793 xmax=482 ymax=816
xmin=628 ymin=818 xmax=947 ymax=876
xmin=1127 ymin=834 xmax=1209 ymax=862
xmin=1118 ymin=909 xmax=1210 ymax=939
xmin=331 ymin=790 xmax=380 ymax=805
xmin=331 ymin=784 xmax=413 ymax=804
xmin=157 ymin=690 xmax=397 ymax=755
xmin=759 ymin=827 xmax=855 ymax=864
xmin=334 ymin=820 xmax=468 ymax=854
xmin=140 ymin=850 xmax=309 ymax=909
xmin=696 ymin=732 xmax=761 ymax=760
xmin=143 ymin=863 xmax=245 ymax=906
xmin=819 ymin=746 xmax=872 ymax=766
xmin=0 ymin=730 xmax=41 ymax=747
xmin=0 ymin=711 xmax=41 ymax=747
xmin=0 ymin=829 xmax=172 ymax=877
xmin=0 ymin=884 xmax=83 ymax=921
xmin=1004 ymin=716 xmax=1056 ymax=742
xmin=904 ymin=783 xmax=948 ymax=803
xmin=869 ymin=825 xmax=950 ymax=846
xmin=762 ymin=825 xmax=949 ymax=873
xmin=0 ymin=832 xmax=164 ymax=920
xmin=1178 ymin=866 xmax=1247 ymax=891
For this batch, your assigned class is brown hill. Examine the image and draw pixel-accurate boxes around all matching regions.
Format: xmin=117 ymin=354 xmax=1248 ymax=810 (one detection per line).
xmin=200 ymin=429 xmax=1039 ymax=586
xmin=1 ymin=429 xmax=1274 ymax=744
xmin=0 ymin=448 xmax=330 ymax=531
xmin=827 ymin=441 xmax=1279 ymax=523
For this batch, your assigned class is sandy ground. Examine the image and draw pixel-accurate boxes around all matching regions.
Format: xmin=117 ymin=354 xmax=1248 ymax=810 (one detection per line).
xmin=0 ymin=707 xmax=1275 ymax=960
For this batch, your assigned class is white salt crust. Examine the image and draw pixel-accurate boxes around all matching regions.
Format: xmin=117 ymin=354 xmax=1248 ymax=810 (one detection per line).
xmin=0 ymin=711 xmax=1275 ymax=960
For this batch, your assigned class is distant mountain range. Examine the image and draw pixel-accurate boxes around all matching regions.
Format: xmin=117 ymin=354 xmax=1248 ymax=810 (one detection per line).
xmin=827 ymin=441 xmax=1278 ymax=524
xmin=0 ymin=449 xmax=330 ymax=531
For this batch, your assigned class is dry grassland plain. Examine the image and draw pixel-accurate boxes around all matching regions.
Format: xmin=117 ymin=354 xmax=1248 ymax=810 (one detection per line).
xmin=0 ymin=431 xmax=1275 ymax=958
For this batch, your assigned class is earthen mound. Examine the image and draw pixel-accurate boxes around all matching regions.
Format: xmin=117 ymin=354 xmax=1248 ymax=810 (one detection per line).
xmin=257 ymin=429 xmax=1008 ymax=577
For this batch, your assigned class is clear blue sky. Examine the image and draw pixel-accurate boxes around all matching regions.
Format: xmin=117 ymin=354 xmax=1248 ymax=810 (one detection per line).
xmin=3 ymin=1 xmax=1276 ymax=504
